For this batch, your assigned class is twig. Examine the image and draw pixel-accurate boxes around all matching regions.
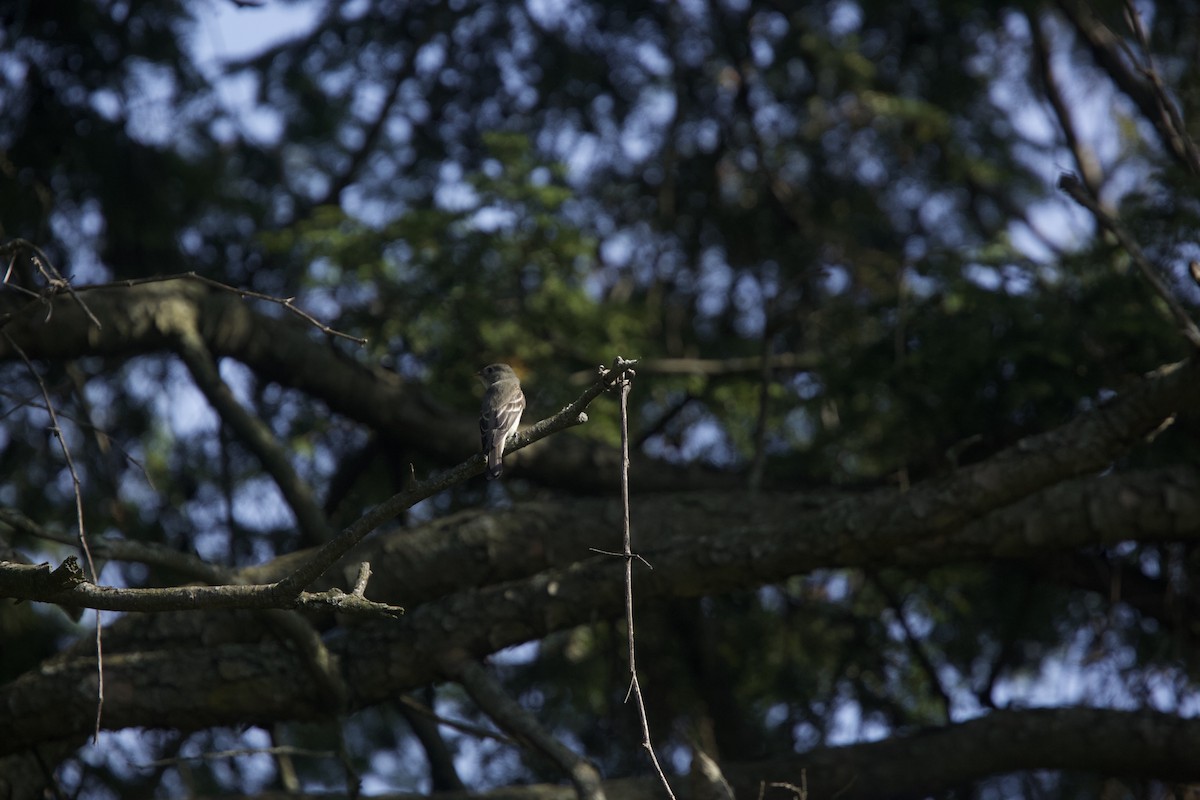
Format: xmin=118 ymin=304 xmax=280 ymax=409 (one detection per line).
xmin=1 ymin=330 xmax=105 ymax=741
xmin=1029 ymin=11 xmax=1104 ymax=198
xmin=1119 ymin=0 xmax=1200 ymax=174
xmin=352 ymin=562 xmax=371 ymax=596
xmin=0 ymin=507 xmax=231 ymax=585
xmin=0 ymin=386 xmax=154 ymax=486
xmin=0 ymin=239 xmax=103 ymax=329
xmin=396 ymin=694 xmax=518 ymax=746
xmin=1057 ymin=173 xmax=1200 ymax=350
xmin=613 ymin=367 xmax=677 ymax=799
xmin=1058 ymin=0 xmax=1200 ymax=174
xmin=446 ymin=658 xmax=605 ymax=800
xmin=588 ymin=546 xmax=653 ymax=569
xmin=759 ymin=773 xmax=808 ymax=800
xmin=110 ymin=271 xmax=367 ymax=344
xmin=397 ymin=689 xmax=467 ymax=791
xmin=2 ymin=264 xmax=364 ymax=344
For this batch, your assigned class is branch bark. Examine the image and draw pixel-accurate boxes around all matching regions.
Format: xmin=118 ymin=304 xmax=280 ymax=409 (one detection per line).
xmin=4 ymin=454 xmax=1200 ymax=757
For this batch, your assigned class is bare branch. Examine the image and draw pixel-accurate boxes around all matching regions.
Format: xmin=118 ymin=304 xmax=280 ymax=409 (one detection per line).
xmin=110 ymin=271 xmax=367 ymax=345
xmin=0 ymin=359 xmax=641 ymax=613
xmin=396 ymin=694 xmax=518 ymax=747
xmin=0 ymin=330 xmax=105 ymax=740
xmin=1029 ymin=11 xmax=1105 ymax=199
xmin=612 ymin=367 xmax=676 ymax=799
xmin=0 ymin=239 xmax=103 ymax=330
xmin=272 ymin=357 xmax=640 ymax=595
xmin=0 ymin=507 xmax=230 ymax=585
xmin=1057 ymin=0 xmax=1200 ymax=174
xmin=0 ymin=558 xmax=404 ymax=617
xmin=175 ymin=330 xmax=334 ymax=548
xmin=1057 ymin=172 xmax=1200 ymax=350
xmin=445 ymin=657 xmax=605 ymax=800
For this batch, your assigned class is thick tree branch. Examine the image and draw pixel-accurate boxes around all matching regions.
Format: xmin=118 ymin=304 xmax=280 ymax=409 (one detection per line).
xmin=5 ymin=455 xmax=1200 ymax=755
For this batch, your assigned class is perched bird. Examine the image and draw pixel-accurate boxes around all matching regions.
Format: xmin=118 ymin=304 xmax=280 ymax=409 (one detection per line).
xmin=477 ymin=363 xmax=526 ymax=480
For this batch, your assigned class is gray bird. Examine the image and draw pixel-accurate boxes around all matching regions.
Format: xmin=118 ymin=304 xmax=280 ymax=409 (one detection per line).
xmin=477 ymin=363 xmax=526 ymax=479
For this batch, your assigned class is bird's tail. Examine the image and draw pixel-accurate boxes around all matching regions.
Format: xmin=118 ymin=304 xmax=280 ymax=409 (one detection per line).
xmin=486 ymin=443 xmax=505 ymax=480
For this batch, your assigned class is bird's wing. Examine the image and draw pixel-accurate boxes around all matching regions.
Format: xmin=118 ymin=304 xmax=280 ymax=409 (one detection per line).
xmin=494 ymin=387 xmax=526 ymax=440
xmin=481 ymin=384 xmax=526 ymax=448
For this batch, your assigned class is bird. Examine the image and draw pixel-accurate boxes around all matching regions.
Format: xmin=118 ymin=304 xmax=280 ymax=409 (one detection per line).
xmin=477 ymin=363 xmax=526 ymax=479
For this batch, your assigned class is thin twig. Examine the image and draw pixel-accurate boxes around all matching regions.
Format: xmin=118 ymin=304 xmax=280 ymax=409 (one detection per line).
xmin=1029 ymin=11 xmax=1104 ymax=197
xmin=396 ymin=694 xmax=519 ymax=746
xmin=866 ymin=572 xmax=953 ymax=723
xmin=1119 ymin=0 xmax=1200 ymax=174
xmin=1058 ymin=0 xmax=1200 ymax=175
xmin=0 ymin=507 xmax=231 ymax=584
xmin=0 ymin=386 xmax=154 ymax=487
xmin=352 ymin=562 xmax=372 ymax=596
xmin=0 ymin=239 xmax=103 ymax=329
xmin=615 ymin=368 xmax=677 ymax=799
xmin=1 ymin=330 xmax=105 ymax=741
xmin=110 ymin=271 xmax=367 ymax=344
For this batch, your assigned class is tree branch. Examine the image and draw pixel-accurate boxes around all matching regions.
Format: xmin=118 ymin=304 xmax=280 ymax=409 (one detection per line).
xmin=6 ymin=453 xmax=1200 ymax=755
xmin=1058 ymin=173 xmax=1200 ymax=350
xmin=4 ymin=328 xmax=1200 ymax=761
xmin=0 ymin=359 xmax=640 ymax=609
xmin=0 ymin=557 xmax=404 ymax=617
xmin=444 ymin=657 xmax=605 ymax=800
xmin=176 ymin=329 xmax=335 ymax=548
xmin=271 ymin=357 xmax=638 ymax=595
xmin=0 ymin=279 xmax=717 ymax=493
xmin=1057 ymin=0 xmax=1200 ymax=174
